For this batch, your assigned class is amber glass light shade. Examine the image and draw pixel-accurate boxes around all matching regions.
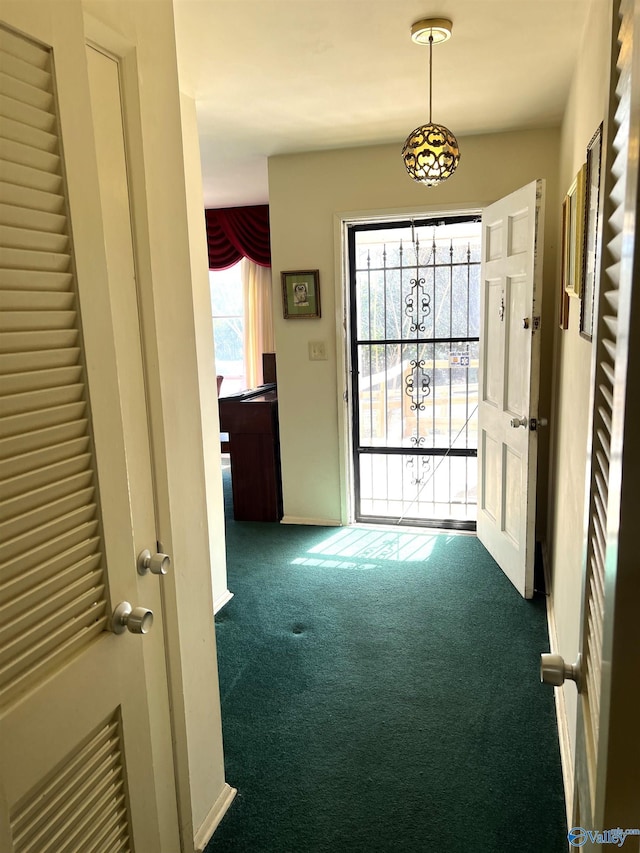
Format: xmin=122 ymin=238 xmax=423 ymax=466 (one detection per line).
xmin=402 ymin=122 xmax=460 ymax=186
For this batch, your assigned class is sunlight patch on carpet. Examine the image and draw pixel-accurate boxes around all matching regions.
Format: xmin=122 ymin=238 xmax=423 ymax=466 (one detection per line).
xmin=291 ymin=527 xmax=438 ymax=570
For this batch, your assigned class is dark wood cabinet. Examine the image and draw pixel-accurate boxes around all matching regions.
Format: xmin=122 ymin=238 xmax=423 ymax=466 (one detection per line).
xmin=218 ymin=386 xmax=283 ymax=522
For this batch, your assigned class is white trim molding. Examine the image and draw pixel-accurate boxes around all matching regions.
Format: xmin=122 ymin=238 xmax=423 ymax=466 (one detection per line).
xmin=280 ymin=516 xmax=342 ymax=527
xmin=542 ymin=543 xmax=574 ymax=829
xmin=194 ymin=783 xmax=237 ymax=853
xmin=213 ymin=589 xmax=234 ymax=614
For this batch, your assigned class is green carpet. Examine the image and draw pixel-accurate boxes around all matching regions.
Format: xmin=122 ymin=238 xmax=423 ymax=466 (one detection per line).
xmin=208 ymin=469 xmax=566 ymax=852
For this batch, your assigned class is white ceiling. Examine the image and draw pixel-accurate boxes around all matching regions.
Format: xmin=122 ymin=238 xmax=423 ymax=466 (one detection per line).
xmin=173 ymin=0 xmax=590 ymax=209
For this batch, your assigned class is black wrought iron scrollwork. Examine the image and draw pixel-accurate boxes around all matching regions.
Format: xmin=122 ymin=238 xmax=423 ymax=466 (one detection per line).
xmin=405 ymin=277 xmax=431 ymax=333
xmin=405 ymin=359 xmax=431 ymax=411
xmin=405 ymin=454 xmax=430 ymax=486
xmin=410 ymin=435 xmax=425 ymax=447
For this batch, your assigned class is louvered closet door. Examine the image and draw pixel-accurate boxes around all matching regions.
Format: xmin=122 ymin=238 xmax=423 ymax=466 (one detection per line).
xmin=0 ymin=9 xmax=177 ymax=852
xmin=572 ymin=0 xmax=640 ymax=834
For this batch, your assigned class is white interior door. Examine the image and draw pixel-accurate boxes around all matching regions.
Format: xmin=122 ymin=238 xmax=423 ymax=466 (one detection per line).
xmin=477 ymin=180 xmax=545 ymax=598
xmin=0 ymin=11 xmax=178 ymax=851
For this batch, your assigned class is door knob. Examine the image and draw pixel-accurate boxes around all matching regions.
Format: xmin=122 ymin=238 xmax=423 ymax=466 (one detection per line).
xmin=540 ymin=652 xmax=582 ymax=691
xmin=137 ymin=549 xmax=170 ymax=576
xmin=111 ymin=601 xmax=154 ymax=635
xmin=510 ymin=416 xmax=528 ymax=428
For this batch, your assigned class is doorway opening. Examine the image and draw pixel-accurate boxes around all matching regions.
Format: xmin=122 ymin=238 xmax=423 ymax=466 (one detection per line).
xmin=348 ymin=215 xmax=481 ymax=529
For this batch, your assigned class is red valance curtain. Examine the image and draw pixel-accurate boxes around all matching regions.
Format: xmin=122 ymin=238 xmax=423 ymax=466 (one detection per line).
xmin=205 ymin=204 xmax=271 ymax=270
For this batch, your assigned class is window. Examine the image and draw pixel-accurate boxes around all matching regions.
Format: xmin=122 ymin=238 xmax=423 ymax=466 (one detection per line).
xmin=209 ymin=262 xmax=245 ymax=395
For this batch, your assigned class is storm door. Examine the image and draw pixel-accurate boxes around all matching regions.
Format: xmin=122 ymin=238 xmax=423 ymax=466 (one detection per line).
xmin=349 ymin=217 xmax=481 ymax=528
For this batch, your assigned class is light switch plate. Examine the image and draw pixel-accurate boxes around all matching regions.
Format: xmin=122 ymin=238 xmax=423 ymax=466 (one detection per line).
xmin=308 ymin=340 xmax=327 ymax=361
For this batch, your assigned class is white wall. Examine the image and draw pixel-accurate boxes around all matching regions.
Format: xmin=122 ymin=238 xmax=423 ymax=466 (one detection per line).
xmin=547 ymin=0 xmax=612 ymax=772
xmin=268 ymin=128 xmax=560 ymax=526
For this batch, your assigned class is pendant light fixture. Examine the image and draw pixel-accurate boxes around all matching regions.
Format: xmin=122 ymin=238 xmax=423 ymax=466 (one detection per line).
xmin=402 ymin=18 xmax=460 ymax=186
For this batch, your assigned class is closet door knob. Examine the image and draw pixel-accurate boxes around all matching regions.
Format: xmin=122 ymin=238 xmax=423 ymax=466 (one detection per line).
xmin=111 ymin=601 xmax=154 ymax=635
xmin=137 ymin=549 xmax=170 ymax=576
xmin=540 ymin=653 xmax=582 ymax=691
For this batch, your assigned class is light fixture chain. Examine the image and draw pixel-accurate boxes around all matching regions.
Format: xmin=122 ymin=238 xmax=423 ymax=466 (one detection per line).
xmin=428 ymin=34 xmax=433 ymax=124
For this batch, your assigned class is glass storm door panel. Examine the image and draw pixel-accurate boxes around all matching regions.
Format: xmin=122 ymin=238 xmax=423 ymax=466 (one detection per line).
xmin=349 ymin=217 xmax=481 ymax=528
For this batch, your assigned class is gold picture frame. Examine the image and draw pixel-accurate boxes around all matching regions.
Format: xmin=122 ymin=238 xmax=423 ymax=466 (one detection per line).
xmin=281 ymin=270 xmax=321 ymax=319
xmin=559 ymin=196 xmax=570 ymax=329
xmin=563 ymin=164 xmax=587 ymax=298
xmin=580 ymin=124 xmax=603 ymax=341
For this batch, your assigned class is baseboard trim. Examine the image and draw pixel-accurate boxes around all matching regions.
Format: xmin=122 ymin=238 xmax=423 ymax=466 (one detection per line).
xmin=280 ymin=515 xmax=341 ymax=527
xmin=541 ymin=542 xmax=574 ymax=829
xmin=213 ymin=588 xmax=234 ymax=614
xmin=193 ymin=782 xmax=237 ymax=853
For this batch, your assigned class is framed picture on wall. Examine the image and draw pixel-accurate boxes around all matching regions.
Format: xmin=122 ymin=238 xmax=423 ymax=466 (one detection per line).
xmin=580 ymin=123 xmax=603 ymax=340
xmin=559 ymin=196 xmax=570 ymax=329
xmin=281 ymin=270 xmax=321 ymax=319
xmin=563 ymin=164 xmax=587 ymax=299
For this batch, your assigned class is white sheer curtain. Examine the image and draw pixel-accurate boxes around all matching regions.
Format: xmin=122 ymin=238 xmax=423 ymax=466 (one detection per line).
xmin=241 ymin=257 xmax=275 ymax=388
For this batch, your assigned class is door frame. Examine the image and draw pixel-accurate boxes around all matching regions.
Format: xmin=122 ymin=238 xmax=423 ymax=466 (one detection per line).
xmin=81 ymin=11 xmax=235 ymax=849
xmin=82 ymin=16 xmax=190 ymax=846
xmin=334 ymin=203 xmax=485 ymax=528
xmin=346 ymin=215 xmax=482 ymax=529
